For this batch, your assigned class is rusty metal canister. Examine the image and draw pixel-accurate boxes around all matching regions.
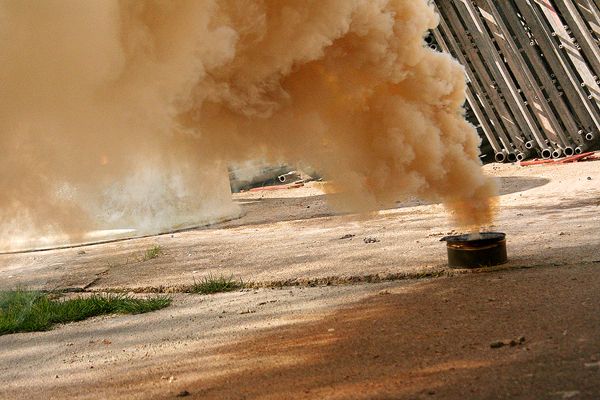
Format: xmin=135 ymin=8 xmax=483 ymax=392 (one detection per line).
xmin=440 ymin=232 xmax=507 ymax=268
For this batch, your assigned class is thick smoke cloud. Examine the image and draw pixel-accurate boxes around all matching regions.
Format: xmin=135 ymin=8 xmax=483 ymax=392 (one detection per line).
xmin=0 ymin=0 xmax=496 ymax=251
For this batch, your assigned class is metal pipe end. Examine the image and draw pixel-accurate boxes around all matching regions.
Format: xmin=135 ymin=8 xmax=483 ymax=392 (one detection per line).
xmin=563 ymin=146 xmax=575 ymax=157
xmin=552 ymin=149 xmax=563 ymax=159
xmin=494 ymin=152 xmax=507 ymax=163
xmin=541 ymin=149 xmax=552 ymax=159
xmin=525 ymin=141 xmax=534 ymax=149
xmin=442 ymin=232 xmax=508 ymax=268
xmin=516 ymin=153 xmax=526 ymax=162
xmin=575 ymin=146 xmax=584 ymax=154
xmin=507 ymin=153 xmax=518 ymax=163
xmin=277 ymin=171 xmax=299 ymax=183
xmin=585 ymin=133 xmax=595 ymax=141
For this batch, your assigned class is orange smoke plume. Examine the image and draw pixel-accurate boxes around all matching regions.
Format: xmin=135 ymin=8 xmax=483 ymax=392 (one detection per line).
xmin=0 ymin=0 xmax=496 ymax=250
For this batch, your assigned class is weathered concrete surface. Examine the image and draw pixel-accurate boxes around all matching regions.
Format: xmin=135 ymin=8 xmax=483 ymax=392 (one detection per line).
xmin=0 ymin=162 xmax=598 ymax=292
xmin=1 ymin=263 xmax=599 ymax=399
xmin=0 ymin=282 xmax=401 ymax=399
xmin=161 ymin=264 xmax=600 ymax=400
xmin=1 ymin=160 xmax=599 ymax=399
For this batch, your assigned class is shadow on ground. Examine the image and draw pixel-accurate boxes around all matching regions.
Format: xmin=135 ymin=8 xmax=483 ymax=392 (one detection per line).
xmin=213 ymin=176 xmax=550 ymax=229
xmin=172 ymin=264 xmax=600 ymax=400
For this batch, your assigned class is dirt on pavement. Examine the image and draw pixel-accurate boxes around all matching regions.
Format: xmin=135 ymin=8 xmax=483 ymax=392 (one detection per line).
xmin=4 ymin=263 xmax=598 ymax=400
xmin=182 ymin=264 xmax=600 ymax=400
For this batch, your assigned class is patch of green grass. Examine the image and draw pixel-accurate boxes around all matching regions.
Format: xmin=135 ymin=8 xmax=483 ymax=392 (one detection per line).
xmin=0 ymin=290 xmax=171 ymax=336
xmin=191 ymin=275 xmax=243 ymax=294
xmin=143 ymin=245 xmax=162 ymax=261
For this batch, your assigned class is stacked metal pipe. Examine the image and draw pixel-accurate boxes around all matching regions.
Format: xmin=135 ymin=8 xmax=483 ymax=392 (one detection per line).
xmin=433 ymin=0 xmax=600 ymax=162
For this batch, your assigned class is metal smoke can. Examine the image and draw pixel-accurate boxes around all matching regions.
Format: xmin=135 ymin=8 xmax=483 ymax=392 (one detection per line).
xmin=440 ymin=232 xmax=508 ymax=268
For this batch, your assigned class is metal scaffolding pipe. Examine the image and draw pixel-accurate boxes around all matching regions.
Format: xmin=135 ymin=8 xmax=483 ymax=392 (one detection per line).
xmin=542 ymin=148 xmax=553 ymax=159
xmin=564 ymin=146 xmax=575 ymax=156
xmin=436 ymin=3 xmax=519 ymax=153
xmin=453 ymin=0 xmax=548 ymax=150
xmin=552 ymin=148 xmax=564 ymax=158
xmin=478 ymin=0 xmax=571 ymax=149
xmin=432 ymin=0 xmax=600 ymax=161
xmin=496 ymin=0 xmax=584 ymax=145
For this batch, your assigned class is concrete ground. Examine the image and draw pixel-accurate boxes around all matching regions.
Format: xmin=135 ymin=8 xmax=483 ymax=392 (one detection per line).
xmin=1 ymin=160 xmax=599 ymax=399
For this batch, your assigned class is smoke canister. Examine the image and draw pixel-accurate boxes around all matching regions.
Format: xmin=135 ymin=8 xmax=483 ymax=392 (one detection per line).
xmin=440 ymin=232 xmax=507 ymax=268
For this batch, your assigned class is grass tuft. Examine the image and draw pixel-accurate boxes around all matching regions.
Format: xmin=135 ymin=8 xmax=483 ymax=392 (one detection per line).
xmin=143 ymin=245 xmax=162 ymax=261
xmin=0 ymin=290 xmax=171 ymax=336
xmin=191 ymin=275 xmax=243 ymax=295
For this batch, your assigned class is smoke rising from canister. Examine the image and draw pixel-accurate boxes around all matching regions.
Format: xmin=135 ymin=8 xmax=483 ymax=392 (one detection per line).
xmin=0 ymin=0 xmax=497 ymax=251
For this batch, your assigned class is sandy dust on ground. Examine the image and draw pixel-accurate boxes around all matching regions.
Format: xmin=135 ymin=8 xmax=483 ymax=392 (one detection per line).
xmin=1 ymin=264 xmax=598 ymax=399
xmin=0 ymin=160 xmax=599 ymax=399
xmin=161 ymin=264 xmax=600 ymax=400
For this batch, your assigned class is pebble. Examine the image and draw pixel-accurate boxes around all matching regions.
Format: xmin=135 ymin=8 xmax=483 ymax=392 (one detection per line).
xmin=176 ymin=390 xmax=190 ymax=397
xmin=363 ymin=237 xmax=380 ymax=244
xmin=491 ymin=336 xmax=525 ymax=349
xmin=340 ymin=234 xmax=355 ymax=240
xmin=559 ymin=391 xmax=580 ymax=399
